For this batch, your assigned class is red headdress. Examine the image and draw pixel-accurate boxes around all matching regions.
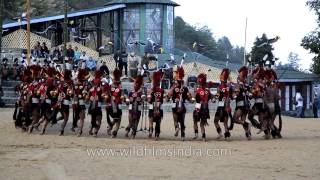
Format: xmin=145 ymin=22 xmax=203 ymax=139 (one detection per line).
xmin=45 ymin=67 xmax=56 ymax=78
xmin=265 ymin=69 xmax=278 ymax=81
xmin=22 ymin=67 xmax=32 ymax=83
xmin=134 ymin=75 xmax=144 ymax=91
xmin=113 ymin=68 xmax=122 ymax=83
xmin=252 ymin=66 xmax=265 ymax=80
xmin=220 ymin=68 xmax=230 ymax=82
xmin=238 ymin=66 xmax=248 ymax=78
xmin=62 ymin=69 xmax=72 ymax=82
xmin=197 ymin=73 xmax=207 ymax=86
xmin=78 ymin=69 xmax=89 ymax=81
xmin=30 ymin=65 xmax=42 ymax=79
xmin=45 ymin=67 xmax=56 ymax=87
xmin=174 ymin=66 xmax=185 ymax=81
xmin=93 ymin=70 xmax=103 ymax=85
xmin=152 ymin=71 xmax=162 ymax=88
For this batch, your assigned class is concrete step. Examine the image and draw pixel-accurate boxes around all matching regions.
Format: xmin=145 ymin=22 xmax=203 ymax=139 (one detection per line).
xmin=3 ymin=91 xmax=19 ymax=98
xmin=2 ymin=86 xmax=15 ymax=92
xmin=2 ymin=97 xmax=18 ymax=105
xmin=1 ymin=80 xmax=21 ymax=87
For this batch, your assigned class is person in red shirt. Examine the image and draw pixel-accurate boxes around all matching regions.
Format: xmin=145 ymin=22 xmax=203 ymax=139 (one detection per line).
xmin=168 ymin=66 xmax=192 ymax=141
xmin=72 ymin=68 xmax=89 ymax=136
xmin=87 ymin=70 xmax=104 ymax=137
xmin=58 ymin=67 xmax=73 ymax=136
xmin=40 ymin=67 xmax=59 ymax=135
xmin=148 ymin=70 xmax=165 ymax=140
xmin=193 ymin=73 xmax=213 ymax=141
xmin=28 ymin=65 xmax=43 ymax=133
xmin=125 ymin=74 xmax=143 ymax=138
xmin=106 ymin=68 xmax=124 ymax=138
xmin=214 ymin=68 xmax=233 ymax=140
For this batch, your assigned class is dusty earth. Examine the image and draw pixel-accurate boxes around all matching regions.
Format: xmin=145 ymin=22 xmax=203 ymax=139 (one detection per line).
xmin=0 ymin=108 xmax=320 ymax=180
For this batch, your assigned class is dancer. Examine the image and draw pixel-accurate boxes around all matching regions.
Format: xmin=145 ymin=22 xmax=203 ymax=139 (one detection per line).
xmin=125 ymin=74 xmax=143 ymax=138
xmin=148 ymin=70 xmax=165 ymax=140
xmin=168 ymin=66 xmax=192 ymax=141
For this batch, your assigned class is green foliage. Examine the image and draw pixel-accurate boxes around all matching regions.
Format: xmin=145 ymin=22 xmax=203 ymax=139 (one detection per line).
xmin=2 ymin=0 xmax=112 ymax=19
xmin=249 ymin=33 xmax=277 ymax=67
xmin=174 ymin=16 xmax=244 ymax=64
xmin=302 ymin=0 xmax=320 ymax=74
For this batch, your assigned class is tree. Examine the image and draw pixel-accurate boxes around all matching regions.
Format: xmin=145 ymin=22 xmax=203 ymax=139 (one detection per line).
xmin=249 ymin=33 xmax=279 ymax=67
xmin=287 ymin=52 xmax=301 ymax=70
xmin=301 ymin=0 xmax=320 ymax=74
xmin=174 ymin=16 xmax=244 ymax=64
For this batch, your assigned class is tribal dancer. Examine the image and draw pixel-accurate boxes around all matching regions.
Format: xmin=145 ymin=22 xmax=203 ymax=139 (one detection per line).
xmin=214 ymin=68 xmax=233 ymax=140
xmin=231 ymin=66 xmax=252 ymax=140
xmin=247 ymin=66 xmax=270 ymax=138
xmin=193 ymin=73 xmax=213 ymax=141
xmin=13 ymin=67 xmax=33 ymax=131
xmin=148 ymin=70 xmax=165 ymax=140
xmin=87 ymin=70 xmax=103 ymax=137
xmin=125 ymin=75 xmax=143 ymax=138
xmin=40 ymin=67 xmax=59 ymax=134
xmin=264 ymin=69 xmax=282 ymax=138
xmin=72 ymin=68 xmax=89 ymax=136
xmin=168 ymin=66 xmax=192 ymax=141
xmin=106 ymin=68 xmax=124 ymax=138
xmin=28 ymin=65 xmax=43 ymax=133
xmin=58 ymin=66 xmax=73 ymax=136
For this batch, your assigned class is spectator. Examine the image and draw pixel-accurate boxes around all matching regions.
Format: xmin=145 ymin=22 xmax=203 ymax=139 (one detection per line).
xmin=74 ymin=46 xmax=81 ymax=63
xmin=80 ymin=51 xmax=89 ymax=61
xmin=41 ymin=42 xmax=49 ymax=57
xmin=128 ymin=52 xmax=140 ymax=78
xmin=12 ymin=58 xmax=21 ymax=80
xmin=52 ymin=47 xmax=61 ymax=60
xmin=33 ymin=41 xmax=42 ymax=57
xmin=100 ymin=61 xmax=110 ymax=77
xmin=312 ymin=94 xmax=319 ymax=118
xmin=0 ymin=84 xmax=4 ymax=107
xmin=60 ymin=45 xmax=66 ymax=61
xmin=122 ymin=51 xmax=128 ymax=76
xmin=86 ymin=57 xmax=97 ymax=71
xmin=113 ymin=50 xmax=122 ymax=68
xmin=295 ymin=91 xmax=304 ymax=118
xmin=66 ymin=45 xmax=74 ymax=59
xmin=141 ymin=52 xmax=149 ymax=70
xmin=1 ymin=58 xmax=9 ymax=80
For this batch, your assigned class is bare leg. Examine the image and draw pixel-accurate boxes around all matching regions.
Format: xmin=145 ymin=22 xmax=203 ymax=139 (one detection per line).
xmin=126 ymin=113 xmax=133 ymax=138
xmin=214 ymin=110 xmax=223 ymax=139
xmin=77 ymin=110 xmax=85 ymax=137
xmin=149 ymin=117 xmax=154 ymax=138
xmin=112 ymin=117 xmax=122 ymax=138
xmin=59 ymin=111 xmax=69 ymax=136
xmin=193 ymin=112 xmax=199 ymax=139
xmin=172 ymin=112 xmax=179 ymax=137
xmin=40 ymin=119 xmax=49 ymax=135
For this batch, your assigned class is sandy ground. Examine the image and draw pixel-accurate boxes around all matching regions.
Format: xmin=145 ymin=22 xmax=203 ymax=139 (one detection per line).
xmin=0 ymin=108 xmax=320 ymax=180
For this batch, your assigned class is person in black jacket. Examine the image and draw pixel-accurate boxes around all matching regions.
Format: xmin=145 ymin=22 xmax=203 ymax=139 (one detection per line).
xmin=100 ymin=61 xmax=110 ymax=77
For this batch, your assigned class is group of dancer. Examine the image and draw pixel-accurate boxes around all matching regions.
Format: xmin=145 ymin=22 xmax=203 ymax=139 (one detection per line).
xmin=13 ymin=61 xmax=282 ymax=141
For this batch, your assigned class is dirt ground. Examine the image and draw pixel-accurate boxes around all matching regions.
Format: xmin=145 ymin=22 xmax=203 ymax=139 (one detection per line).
xmin=0 ymin=108 xmax=320 ymax=180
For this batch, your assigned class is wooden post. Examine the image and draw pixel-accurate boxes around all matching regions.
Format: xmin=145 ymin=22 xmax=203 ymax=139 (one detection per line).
xmin=0 ymin=0 xmax=3 ymax=58
xmin=26 ymin=0 xmax=31 ymax=65
xmin=64 ymin=0 xmax=68 ymax=58
xmin=97 ymin=13 xmax=102 ymax=56
xmin=243 ymin=17 xmax=248 ymax=66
